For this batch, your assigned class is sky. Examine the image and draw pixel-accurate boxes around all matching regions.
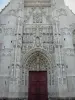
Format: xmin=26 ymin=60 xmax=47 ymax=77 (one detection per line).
xmin=0 ymin=0 xmax=75 ymax=14
xmin=0 ymin=0 xmax=10 ymax=11
xmin=65 ymin=0 xmax=75 ymax=14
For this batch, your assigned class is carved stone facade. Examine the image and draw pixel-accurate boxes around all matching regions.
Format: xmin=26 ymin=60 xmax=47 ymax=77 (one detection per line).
xmin=0 ymin=0 xmax=75 ymax=99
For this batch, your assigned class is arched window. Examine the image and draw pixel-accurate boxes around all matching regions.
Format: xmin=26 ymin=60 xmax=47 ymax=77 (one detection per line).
xmin=73 ymin=30 xmax=75 ymax=52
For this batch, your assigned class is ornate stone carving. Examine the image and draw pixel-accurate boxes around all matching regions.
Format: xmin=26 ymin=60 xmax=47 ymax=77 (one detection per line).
xmin=25 ymin=51 xmax=50 ymax=71
xmin=0 ymin=0 xmax=75 ymax=98
xmin=22 ymin=23 xmax=54 ymax=54
xmin=56 ymin=8 xmax=67 ymax=16
xmin=33 ymin=12 xmax=42 ymax=23
xmin=35 ymin=36 xmax=41 ymax=47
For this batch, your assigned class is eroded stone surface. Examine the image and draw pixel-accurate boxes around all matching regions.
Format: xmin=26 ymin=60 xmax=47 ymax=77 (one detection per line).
xmin=0 ymin=0 xmax=75 ymax=99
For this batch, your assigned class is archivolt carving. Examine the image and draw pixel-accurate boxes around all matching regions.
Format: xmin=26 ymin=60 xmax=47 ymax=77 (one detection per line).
xmin=22 ymin=48 xmax=51 ymax=71
xmin=26 ymin=52 xmax=49 ymax=71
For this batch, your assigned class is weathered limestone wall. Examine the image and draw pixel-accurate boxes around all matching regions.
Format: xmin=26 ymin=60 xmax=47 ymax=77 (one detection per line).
xmin=52 ymin=0 xmax=75 ymax=97
xmin=0 ymin=0 xmax=75 ymax=99
xmin=0 ymin=0 xmax=24 ymax=98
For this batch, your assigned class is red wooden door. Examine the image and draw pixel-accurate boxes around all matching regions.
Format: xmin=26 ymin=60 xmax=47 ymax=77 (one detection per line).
xmin=28 ymin=71 xmax=48 ymax=100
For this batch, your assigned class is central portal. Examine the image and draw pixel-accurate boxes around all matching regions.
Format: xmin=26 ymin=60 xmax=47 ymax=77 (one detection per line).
xmin=28 ymin=71 xmax=48 ymax=100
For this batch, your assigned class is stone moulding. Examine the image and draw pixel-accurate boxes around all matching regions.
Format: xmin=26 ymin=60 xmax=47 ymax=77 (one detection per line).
xmin=0 ymin=97 xmax=75 ymax=100
xmin=24 ymin=1 xmax=51 ymax=7
xmin=22 ymin=48 xmax=52 ymax=70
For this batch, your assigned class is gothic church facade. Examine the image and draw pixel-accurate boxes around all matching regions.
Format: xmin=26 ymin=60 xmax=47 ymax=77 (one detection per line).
xmin=0 ymin=0 xmax=75 ymax=99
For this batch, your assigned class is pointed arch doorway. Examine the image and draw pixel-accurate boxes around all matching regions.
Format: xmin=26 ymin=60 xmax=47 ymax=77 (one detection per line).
xmin=27 ymin=51 xmax=49 ymax=100
xmin=23 ymin=49 xmax=52 ymax=100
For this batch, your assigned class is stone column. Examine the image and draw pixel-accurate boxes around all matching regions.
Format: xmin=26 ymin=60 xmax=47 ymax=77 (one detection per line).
xmin=8 ymin=2 xmax=24 ymax=97
xmin=53 ymin=21 xmax=67 ymax=97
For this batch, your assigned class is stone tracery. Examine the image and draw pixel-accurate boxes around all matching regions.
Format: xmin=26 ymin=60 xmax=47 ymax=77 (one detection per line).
xmin=25 ymin=51 xmax=50 ymax=71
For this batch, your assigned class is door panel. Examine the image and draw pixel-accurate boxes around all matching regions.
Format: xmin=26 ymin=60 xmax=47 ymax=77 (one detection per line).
xmin=28 ymin=71 xmax=48 ymax=100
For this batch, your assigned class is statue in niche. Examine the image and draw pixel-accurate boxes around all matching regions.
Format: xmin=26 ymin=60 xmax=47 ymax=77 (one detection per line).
xmin=34 ymin=25 xmax=41 ymax=47
xmin=35 ymin=36 xmax=40 ymax=47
